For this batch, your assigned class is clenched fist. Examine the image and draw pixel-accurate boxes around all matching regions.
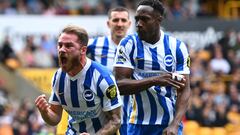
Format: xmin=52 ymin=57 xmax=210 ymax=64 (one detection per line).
xmin=35 ymin=94 xmax=50 ymax=113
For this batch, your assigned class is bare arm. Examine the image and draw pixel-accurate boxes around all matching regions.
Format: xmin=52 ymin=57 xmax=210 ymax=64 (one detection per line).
xmin=173 ymin=74 xmax=191 ymax=125
xmin=35 ymin=94 xmax=63 ymax=126
xmin=114 ymin=67 xmax=186 ymax=95
xmin=96 ymin=107 xmax=121 ymax=135
xmin=163 ymin=74 xmax=191 ymax=135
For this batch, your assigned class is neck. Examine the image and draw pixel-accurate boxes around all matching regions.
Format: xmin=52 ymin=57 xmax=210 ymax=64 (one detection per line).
xmin=111 ymin=35 xmax=122 ymax=45
xmin=68 ymin=57 xmax=86 ymax=77
xmin=146 ymin=32 xmax=160 ymax=44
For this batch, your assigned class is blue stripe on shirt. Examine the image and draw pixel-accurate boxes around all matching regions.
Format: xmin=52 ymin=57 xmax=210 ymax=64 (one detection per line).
xmin=52 ymin=71 xmax=58 ymax=87
xmin=176 ymin=39 xmax=184 ymax=71
xmin=123 ymin=95 xmax=130 ymax=124
xmin=91 ymin=117 xmax=102 ymax=133
xmin=70 ymin=80 xmax=80 ymax=107
xmin=163 ymin=35 xmax=173 ymax=72
xmin=96 ymin=75 xmax=104 ymax=108
xmin=84 ymin=64 xmax=95 ymax=107
xmin=157 ymin=93 xmax=169 ymax=127
xmin=52 ymin=92 xmax=59 ymax=102
xmin=59 ymin=72 xmax=66 ymax=105
xmin=135 ymin=93 xmax=144 ymax=124
xmin=163 ymin=35 xmax=172 ymax=97
xmin=150 ymin=47 xmax=160 ymax=70
xmin=146 ymin=90 xmax=157 ymax=124
xmin=136 ymin=35 xmax=144 ymax=69
xmin=101 ymin=37 xmax=109 ymax=66
xmin=79 ymin=121 xmax=87 ymax=133
xmin=87 ymin=37 xmax=98 ymax=61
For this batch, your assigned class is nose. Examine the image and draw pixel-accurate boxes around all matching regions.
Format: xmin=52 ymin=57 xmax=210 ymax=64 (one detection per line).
xmin=58 ymin=45 xmax=66 ymax=53
xmin=136 ymin=20 xmax=142 ymax=28
xmin=117 ymin=20 xmax=124 ymax=27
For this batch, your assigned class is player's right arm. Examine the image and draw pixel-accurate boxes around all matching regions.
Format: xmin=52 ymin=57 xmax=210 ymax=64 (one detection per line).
xmin=35 ymin=94 xmax=63 ymax=126
xmin=114 ymin=67 xmax=186 ymax=95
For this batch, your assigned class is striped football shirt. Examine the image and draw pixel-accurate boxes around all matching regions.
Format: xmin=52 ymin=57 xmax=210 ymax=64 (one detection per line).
xmin=49 ymin=58 xmax=122 ymax=134
xmin=87 ymin=36 xmax=132 ymax=126
xmin=114 ymin=30 xmax=190 ymax=126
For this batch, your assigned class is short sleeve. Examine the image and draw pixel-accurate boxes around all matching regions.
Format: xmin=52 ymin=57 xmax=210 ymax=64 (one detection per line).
xmin=176 ymin=42 xmax=190 ymax=75
xmin=98 ymin=75 xmax=122 ymax=111
xmin=48 ymin=71 xmax=61 ymax=105
xmin=113 ymin=37 xmax=135 ymax=69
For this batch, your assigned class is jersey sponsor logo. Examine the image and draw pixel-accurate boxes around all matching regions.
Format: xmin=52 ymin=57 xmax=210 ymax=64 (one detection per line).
xmin=67 ymin=110 xmax=97 ymax=122
xmin=83 ymin=89 xmax=94 ymax=102
xmin=106 ymin=85 xmax=117 ymax=99
xmin=187 ymin=56 xmax=191 ymax=67
xmin=164 ymin=55 xmax=174 ymax=66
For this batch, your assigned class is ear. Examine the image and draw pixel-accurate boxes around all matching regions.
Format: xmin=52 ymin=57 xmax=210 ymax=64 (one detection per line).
xmin=80 ymin=46 xmax=87 ymax=54
xmin=127 ymin=20 xmax=132 ymax=28
xmin=107 ymin=20 xmax=110 ymax=28
xmin=157 ymin=16 xmax=163 ymax=22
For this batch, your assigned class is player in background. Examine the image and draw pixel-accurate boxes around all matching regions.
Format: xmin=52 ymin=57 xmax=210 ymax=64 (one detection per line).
xmin=35 ymin=25 xmax=122 ymax=135
xmin=114 ymin=0 xmax=191 ymax=135
xmin=87 ymin=7 xmax=132 ymax=135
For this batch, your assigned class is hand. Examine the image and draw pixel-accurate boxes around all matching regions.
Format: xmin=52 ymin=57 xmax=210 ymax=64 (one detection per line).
xmin=79 ymin=133 xmax=90 ymax=135
xmin=162 ymin=124 xmax=178 ymax=135
xmin=35 ymin=94 xmax=50 ymax=113
xmin=155 ymin=73 xmax=186 ymax=89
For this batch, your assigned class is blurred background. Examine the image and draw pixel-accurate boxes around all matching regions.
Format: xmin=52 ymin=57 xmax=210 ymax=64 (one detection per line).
xmin=0 ymin=0 xmax=240 ymax=135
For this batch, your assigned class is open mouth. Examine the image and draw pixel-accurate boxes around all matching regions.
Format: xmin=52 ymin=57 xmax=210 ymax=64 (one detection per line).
xmin=60 ymin=56 xmax=67 ymax=65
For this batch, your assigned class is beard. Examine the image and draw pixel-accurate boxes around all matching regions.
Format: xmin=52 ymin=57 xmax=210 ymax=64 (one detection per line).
xmin=58 ymin=54 xmax=80 ymax=73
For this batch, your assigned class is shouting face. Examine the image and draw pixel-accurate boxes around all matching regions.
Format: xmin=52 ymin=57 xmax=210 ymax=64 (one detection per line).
xmin=57 ymin=33 xmax=83 ymax=73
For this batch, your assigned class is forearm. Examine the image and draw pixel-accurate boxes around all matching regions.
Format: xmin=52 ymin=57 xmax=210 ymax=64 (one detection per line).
xmin=96 ymin=118 xmax=121 ymax=135
xmin=96 ymin=113 xmax=121 ymax=135
xmin=117 ymin=77 xmax=157 ymax=95
xmin=40 ymin=108 xmax=62 ymax=126
xmin=171 ymin=85 xmax=191 ymax=126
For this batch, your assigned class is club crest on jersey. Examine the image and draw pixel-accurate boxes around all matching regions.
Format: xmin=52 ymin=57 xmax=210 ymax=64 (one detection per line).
xmin=83 ymin=89 xmax=94 ymax=102
xmin=106 ymin=85 xmax=117 ymax=99
xmin=164 ymin=55 xmax=174 ymax=66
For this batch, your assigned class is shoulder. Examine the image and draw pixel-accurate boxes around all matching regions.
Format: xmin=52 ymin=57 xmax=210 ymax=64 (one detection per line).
xmin=162 ymin=30 xmax=187 ymax=48
xmin=51 ymin=68 xmax=66 ymax=88
xmin=89 ymin=60 xmax=112 ymax=77
xmin=121 ymin=34 xmax=137 ymax=45
xmin=88 ymin=36 xmax=105 ymax=45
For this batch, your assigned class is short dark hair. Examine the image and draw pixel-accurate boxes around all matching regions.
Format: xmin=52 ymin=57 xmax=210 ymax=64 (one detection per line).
xmin=107 ymin=6 xmax=130 ymax=19
xmin=138 ymin=0 xmax=164 ymax=16
xmin=61 ymin=25 xmax=89 ymax=46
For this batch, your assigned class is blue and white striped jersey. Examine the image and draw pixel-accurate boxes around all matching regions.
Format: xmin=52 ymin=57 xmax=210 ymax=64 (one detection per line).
xmin=114 ymin=30 xmax=190 ymax=126
xmin=87 ymin=36 xmax=132 ymax=126
xmin=87 ymin=36 xmax=117 ymax=72
xmin=49 ymin=58 xmax=122 ymax=134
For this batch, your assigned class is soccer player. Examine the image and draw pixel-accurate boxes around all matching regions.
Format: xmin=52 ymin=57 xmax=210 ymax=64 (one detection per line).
xmin=87 ymin=7 xmax=132 ymax=135
xmin=113 ymin=0 xmax=191 ymax=135
xmin=87 ymin=6 xmax=131 ymax=72
xmin=35 ymin=25 xmax=122 ymax=135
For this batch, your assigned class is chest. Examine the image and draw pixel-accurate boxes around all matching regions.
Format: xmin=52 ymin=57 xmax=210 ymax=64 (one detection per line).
xmin=133 ymin=45 xmax=176 ymax=72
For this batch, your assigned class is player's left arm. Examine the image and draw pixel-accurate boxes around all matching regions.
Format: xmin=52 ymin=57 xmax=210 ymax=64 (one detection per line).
xmin=96 ymin=107 xmax=121 ymax=135
xmin=172 ymin=74 xmax=191 ymax=126
xmin=164 ymin=41 xmax=191 ymax=134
